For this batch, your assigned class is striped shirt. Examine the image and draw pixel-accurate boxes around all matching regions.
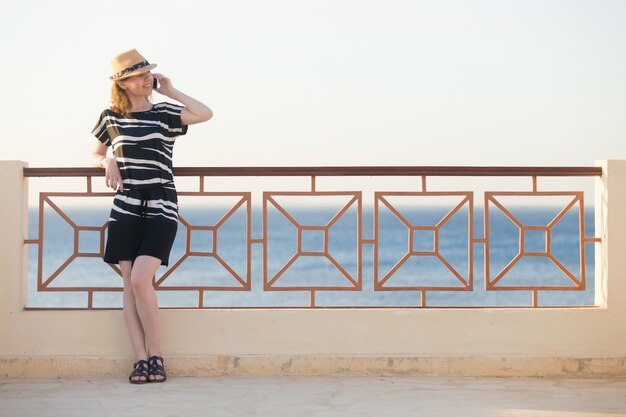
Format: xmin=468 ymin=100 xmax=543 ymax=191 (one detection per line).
xmin=92 ymin=102 xmax=188 ymax=223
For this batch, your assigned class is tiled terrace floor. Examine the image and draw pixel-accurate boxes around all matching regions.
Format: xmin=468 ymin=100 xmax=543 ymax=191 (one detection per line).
xmin=1 ymin=376 xmax=626 ymax=417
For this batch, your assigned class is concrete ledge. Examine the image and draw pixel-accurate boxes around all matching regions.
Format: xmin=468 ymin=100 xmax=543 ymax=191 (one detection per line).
xmin=3 ymin=356 xmax=626 ymax=378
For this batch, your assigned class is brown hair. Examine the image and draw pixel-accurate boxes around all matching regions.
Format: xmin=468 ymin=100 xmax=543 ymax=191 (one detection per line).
xmin=110 ymin=82 xmax=133 ymax=118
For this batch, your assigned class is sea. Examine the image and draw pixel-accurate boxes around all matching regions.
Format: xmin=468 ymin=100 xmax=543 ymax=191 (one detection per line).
xmin=26 ymin=204 xmax=596 ymax=309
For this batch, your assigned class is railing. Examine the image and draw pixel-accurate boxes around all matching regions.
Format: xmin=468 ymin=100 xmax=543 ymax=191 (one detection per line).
xmin=23 ymin=166 xmax=602 ymax=309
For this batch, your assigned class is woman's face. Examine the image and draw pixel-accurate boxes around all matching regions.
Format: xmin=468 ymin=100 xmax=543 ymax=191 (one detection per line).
xmin=118 ymin=72 xmax=154 ymax=96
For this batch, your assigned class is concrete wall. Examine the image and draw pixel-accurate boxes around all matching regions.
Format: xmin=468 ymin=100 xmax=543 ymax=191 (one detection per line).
xmin=1 ymin=160 xmax=625 ymax=378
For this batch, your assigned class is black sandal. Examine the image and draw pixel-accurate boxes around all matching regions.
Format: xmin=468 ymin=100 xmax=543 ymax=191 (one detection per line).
xmin=129 ymin=359 xmax=149 ymax=384
xmin=148 ymin=355 xmax=167 ymax=383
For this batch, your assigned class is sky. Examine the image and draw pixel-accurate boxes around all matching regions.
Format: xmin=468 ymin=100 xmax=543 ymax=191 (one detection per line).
xmin=1 ymin=0 xmax=625 ymax=169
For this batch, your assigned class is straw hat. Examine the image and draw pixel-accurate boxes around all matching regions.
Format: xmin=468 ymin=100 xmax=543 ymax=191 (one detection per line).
xmin=109 ymin=49 xmax=157 ymax=81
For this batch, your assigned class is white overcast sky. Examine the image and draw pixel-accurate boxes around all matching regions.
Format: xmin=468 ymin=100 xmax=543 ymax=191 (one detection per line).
xmin=1 ymin=0 xmax=625 ymax=168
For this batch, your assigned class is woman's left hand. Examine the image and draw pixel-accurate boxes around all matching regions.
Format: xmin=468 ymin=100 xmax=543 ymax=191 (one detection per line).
xmin=153 ymin=73 xmax=175 ymax=97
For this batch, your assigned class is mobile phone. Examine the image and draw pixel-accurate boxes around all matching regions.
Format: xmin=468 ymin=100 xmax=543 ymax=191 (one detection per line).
xmin=153 ymin=78 xmax=158 ymax=89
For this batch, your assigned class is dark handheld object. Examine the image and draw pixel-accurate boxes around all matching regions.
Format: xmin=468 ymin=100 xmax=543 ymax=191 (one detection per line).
xmin=153 ymin=78 xmax=158 ymax=89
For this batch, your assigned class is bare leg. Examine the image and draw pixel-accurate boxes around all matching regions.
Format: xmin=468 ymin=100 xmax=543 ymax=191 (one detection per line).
xmin=120 ymin=260 xmax=149 ymax=382
xmin=130 ymin=255 xmax=164 ymax=381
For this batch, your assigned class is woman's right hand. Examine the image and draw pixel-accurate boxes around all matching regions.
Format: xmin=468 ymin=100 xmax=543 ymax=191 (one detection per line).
xmin=102 ymin=158 xmax=124 ymax=192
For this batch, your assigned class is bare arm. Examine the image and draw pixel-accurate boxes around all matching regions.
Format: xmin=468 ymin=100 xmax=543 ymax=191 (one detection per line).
xmin=153 ymin=73 xmax=213 ymax=125
xmin=91 ymin=140 xmax=124 ymax=191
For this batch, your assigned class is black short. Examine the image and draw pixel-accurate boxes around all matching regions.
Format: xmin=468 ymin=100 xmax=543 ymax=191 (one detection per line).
xmin=103 ymin=220 xmax=178 ymax=266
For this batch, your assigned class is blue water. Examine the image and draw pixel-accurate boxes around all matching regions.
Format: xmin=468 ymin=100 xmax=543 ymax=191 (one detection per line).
xmin=26 ymin=204 xmax=596 ymax=308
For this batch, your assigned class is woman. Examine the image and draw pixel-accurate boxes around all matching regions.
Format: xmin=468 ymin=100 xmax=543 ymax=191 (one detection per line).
xmin=91 ymin=49 xmax=213 ymax=384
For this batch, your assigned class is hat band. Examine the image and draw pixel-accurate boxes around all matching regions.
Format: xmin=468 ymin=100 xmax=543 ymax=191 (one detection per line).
xmin=112 ymin=60 xmax=151 ymax=79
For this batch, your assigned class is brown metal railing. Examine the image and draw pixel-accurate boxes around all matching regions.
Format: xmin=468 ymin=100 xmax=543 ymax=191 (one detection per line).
xmin=24 ymin=166 xmax=602 ymax=177
xmin=23 ymin=166 xmax=602 ymax=309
